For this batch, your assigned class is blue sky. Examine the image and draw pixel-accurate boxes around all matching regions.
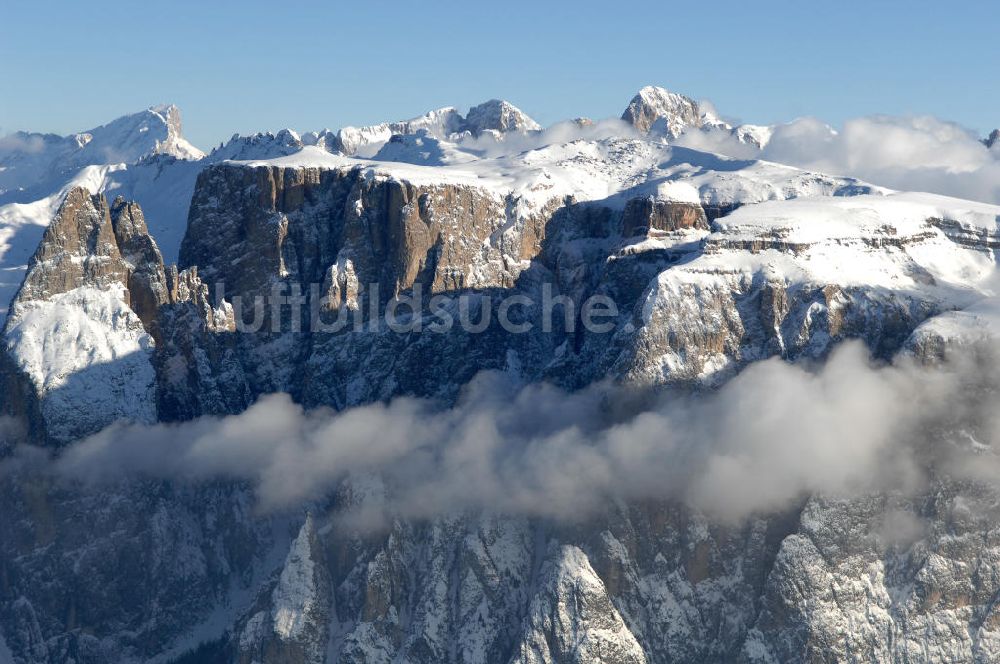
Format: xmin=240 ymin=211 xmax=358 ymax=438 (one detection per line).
xmin=1 ymin=0 xmax=997 ymax=149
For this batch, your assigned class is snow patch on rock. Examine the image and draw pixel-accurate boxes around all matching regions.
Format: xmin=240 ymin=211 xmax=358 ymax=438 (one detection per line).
xmin=4 ymin=285 xmax=156 ymax=440
xmin=271 ymin=516 xmax=320 ymax=640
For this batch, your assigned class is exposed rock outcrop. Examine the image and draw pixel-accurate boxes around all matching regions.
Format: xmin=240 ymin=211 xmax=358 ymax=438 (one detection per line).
xmin=622 ymin=86 xmax=705 ymax=137
xmin=154 ymin=264 xmax=248 ymax=422
xmin=11 ymin=188 xmax=131 ymax=305
xmin=511 ymin=545 xmax=647 ymax=664
xmin=4 ymin=138 xmax=1000 ymax=664
xmin=236 ymin=515 xmax=332 ymax=664
xmin=1 ymin=189 xmax=167 ymax=443
xmin=179 ymin=161 xmax=560 ymax=315
xmin=463 ymin=99 xmax=541 ymax=136
xmin=0 ymin=478 xmax=272 ymax=663
xmin=621 ymin=196 xmax=708 ymax=237
xmin=109 ymin=196 xmax=171 ymax=334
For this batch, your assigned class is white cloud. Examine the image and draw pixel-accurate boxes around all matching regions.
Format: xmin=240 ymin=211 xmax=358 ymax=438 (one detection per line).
xmin=45 ymin=340 xmax=1000 ymax=527
xmin=0 ymin=132 xmax=48 ymax=156
xmin=455 ymin=118 xmax=640 ymax=159
xmin=680 ymin=113 xmax=1000 ymax=204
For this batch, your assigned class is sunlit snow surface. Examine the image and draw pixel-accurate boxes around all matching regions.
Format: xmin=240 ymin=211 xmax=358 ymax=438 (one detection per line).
xmin=235 ymin=141 xmax=1000 ymax=343
xmin=270 ymin=518 xmax=318 ymax=640
xmin=4 ymin=285 xmax=156 ymax=441
xmin=3 ymin=102 xmax=1000 ymax=339
xmin=237 ymin=139 xmax=884 ymax=213
xmin=701 ymin=193 xmax=1000 ymax=289
xmin=0 ymin=106 xmax=206 ymax=323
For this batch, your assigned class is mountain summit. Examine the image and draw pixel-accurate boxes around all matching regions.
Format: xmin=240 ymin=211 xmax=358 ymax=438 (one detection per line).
xmin=0 ymin=104 xmax=203 ymax=195
xmin=621 ymin=85 xmax=706 ymax=137
xmin=4 ymin=94 xmax=1000 ymax=664
xmin=333 ymin=99 xmax=539 ymax=156
xmin=463 ymin=99 xmax=541 ymax=136
xmin=621 ymin=85 xmax=773 ymax=148
xmin=131 ymin=104 xmax=205 ymax=161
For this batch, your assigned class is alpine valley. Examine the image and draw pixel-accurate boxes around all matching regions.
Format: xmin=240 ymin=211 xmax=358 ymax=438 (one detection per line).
xmin=3 ymin=87 xmax=1000 ymax=664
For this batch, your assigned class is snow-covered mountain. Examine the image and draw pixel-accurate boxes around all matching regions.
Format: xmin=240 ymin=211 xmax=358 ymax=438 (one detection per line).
xmin=621 ymin=85 xmax=773 ymax=148
xmin=0 ymin=104 xmax=202 ymax=197
xmin=463 ymin=98 xmax=542 ymax=135
xmin=622 ymin=85 xmax=708 ymax=137
xmin=4 ymin=88 xmax=1000 ymax=664
xmin=0 ymin=106 xmax=208 ymax=322
xmin=333 ymin=99 xmax=540 ymax=157
xmin=207 ymin=128 xmax=306 ymax=162
xmin=0 ymin=97 xmax=544 ymax=321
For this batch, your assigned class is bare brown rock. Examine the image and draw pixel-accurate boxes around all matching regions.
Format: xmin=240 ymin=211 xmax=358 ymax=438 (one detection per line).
xmin=621 ymin=197 xmax=708 ymax=237
xmin=109 ymin=197 xmax=170 ymax=334
xmin=14 ymin=188 xmax=129 ymax=305
xmin=180 ymin=164 xmax=537 ymax=311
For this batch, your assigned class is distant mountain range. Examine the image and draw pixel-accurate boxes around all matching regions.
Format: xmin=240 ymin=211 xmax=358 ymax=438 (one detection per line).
xmin=2 ymin=87 xmax=1000 ymax=664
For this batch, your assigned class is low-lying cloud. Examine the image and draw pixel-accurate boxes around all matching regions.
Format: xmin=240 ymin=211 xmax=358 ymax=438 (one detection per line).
xmin=0 ymin=132 xmax=48 ymax=156
xmin=458 ymin=118 xmax=641 ymax=158
xmin=676 ymin=114 xmax=1000 ymax=204
xmin=461 ymin=110 xmax=1000 ymax=205
xmin=27 ymin=340 xmax=999 ymax=527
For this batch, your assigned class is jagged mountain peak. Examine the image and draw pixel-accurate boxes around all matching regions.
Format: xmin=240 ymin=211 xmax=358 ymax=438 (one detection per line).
xmin=146 ymin=103 xmax=184 ymax=138
xmin=333 ymin=106 xmax=466 ymax=157
xmin=72 ymin=104 xmax=205 ymax=163
xmin=621 ymin=86 xmax=776 ymax=148
xmin=209 ymin=128 xmax=305 ymax=161
xmin=463 ymin=98 xmax=541 ymax=136
xmin=634 ymin=84 xmax=693 ymax=105
xmin=0 ymin=104 xmax=204 ymax=196
xmin=622 ymin=85 xmax=704 ymax=137
xmin=332 ymin=100 xmax=538 ymax=156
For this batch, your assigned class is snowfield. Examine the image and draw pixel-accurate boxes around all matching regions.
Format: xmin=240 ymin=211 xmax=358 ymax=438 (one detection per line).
xmin=4 ymin=285 xmax=157 ymax=441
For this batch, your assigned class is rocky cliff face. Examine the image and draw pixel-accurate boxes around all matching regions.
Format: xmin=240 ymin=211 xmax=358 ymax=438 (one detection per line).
xmin=235 ymin=515 xmax=332 ymax=664
xmin=165 ymin=152 xmax=928 ymax=415
xmin=3 ymin=134 xmax=1000 ymax=664
xmin=11 ymin=188 xmax=133 ymax=304
xmin=0 ymin=186 xmax=241 ymax=443
xmin=463 ymin=99 xmax=541 ymax=136
xmin=1 ymin=189 xmax=161 ymax=443
xmin=622 ymin=86 xmax=705 ymax=137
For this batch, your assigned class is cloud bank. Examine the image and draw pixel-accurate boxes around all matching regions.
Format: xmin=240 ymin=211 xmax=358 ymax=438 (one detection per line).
xmin=459 ymin=110 xmax=1000 ymax=205
xmin=676 ymin=115 xmax=1000 ymax=204
xmin=30 ymin=341 xmax=999 ymax=527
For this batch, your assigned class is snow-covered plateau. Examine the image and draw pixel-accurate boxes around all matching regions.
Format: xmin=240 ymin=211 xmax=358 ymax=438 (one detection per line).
xmin=2 ymin=87 xmax=1000 ymax=663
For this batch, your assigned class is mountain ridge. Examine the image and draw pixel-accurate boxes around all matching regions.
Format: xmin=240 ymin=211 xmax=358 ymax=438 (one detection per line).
xmin=3 ymin=88 xmax=1000 ymax=664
